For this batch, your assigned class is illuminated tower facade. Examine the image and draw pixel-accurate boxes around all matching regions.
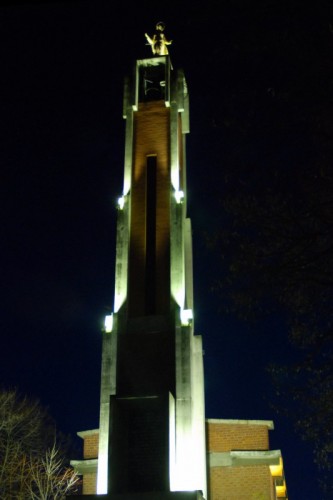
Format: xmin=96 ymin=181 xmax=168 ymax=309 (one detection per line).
xmin=70 ymin=39 xmax=289 ymax=500
xmin=97 ymin=55 xmax=207 ymax=498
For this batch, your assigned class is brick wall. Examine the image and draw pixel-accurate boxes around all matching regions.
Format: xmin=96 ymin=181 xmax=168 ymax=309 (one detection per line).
xmin=207 ymin=420 xmax=275 ymax=500
xmin=82 ymin=472 xmax=97 ymax=495
xmin=209 ymin=465 xmax=274 ymax=500
xmin=129 ymin=100 xmax=171 ymax=316
xmin=77 ymin=430 xmax=99 ymax=495
xmin=206 ymin=421 xmax=269 ymax=452
xmin=79 ymin=422 xmax=276 ymax=498
xmin=83 ymin=433 xmax=99 ymax=459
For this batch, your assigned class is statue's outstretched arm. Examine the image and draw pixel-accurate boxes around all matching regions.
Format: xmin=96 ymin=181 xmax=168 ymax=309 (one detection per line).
xmin=145 ymin=33 xmax=153 ymax=44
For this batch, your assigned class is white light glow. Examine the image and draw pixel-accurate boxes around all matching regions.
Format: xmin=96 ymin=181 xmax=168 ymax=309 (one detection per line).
xmin=175 ymin=190 xmax=184 ymax=204
xmin=96 ymin=461 xmax=108 ymax=495
xmin=114 ymin=290 xmax=126 ymax=314
xmin=171 ymin=165 xmax=179 ymax=191
xmin=104 ymin=314 xmax=113 ymax=333
xmin=169 ymin=393 xmax=176 ymax=490
xmin=117 ymin=195 xmax=125 ymax=210
xmin=170 ymin=246 xmax=185 ymax=308
xmin=171 ymin=410 xmax=196 ymax=492
xmin=113 ymin=214 xmax=129 ymax=313
xmin=180 ymin=308 xmax=193 ymax=326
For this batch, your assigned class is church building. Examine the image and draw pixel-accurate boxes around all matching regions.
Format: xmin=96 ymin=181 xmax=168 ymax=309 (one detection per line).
xmin=70 ymin=24 xmax=288 ymax=500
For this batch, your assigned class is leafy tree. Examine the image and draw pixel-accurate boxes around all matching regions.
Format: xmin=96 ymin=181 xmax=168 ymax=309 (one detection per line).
xmin=0 ymin=389 xmax=79 ymax=499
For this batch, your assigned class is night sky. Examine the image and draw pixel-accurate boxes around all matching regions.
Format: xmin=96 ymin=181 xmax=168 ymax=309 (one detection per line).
xmin=1 ymin=1 xmax=331 ymax=497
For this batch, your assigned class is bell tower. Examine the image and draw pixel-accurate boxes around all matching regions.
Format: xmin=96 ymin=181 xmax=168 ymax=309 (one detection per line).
xmin=70 ymin=26 xmax=289 ymax=500
xmin=96 ymin=52 xmax=207 ymax=498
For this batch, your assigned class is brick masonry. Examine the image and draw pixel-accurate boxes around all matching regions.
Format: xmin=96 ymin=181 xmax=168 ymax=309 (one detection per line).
xmin=78 ymin=420 xmax=279 ymax=499
xmin=128 ymin=100 xmax=171 ymax=317
xmin=83 ymin=434 xmax=99 ymax=460
xmin=209 ymin=465 xmax=274 ymax=500
xmin=82 ymin=472 xmax=98 ymax=496
xmin=206 ymin=421 xmax=269 ymax=452
xmin=206 ymin=420 xmax=276 ymax=500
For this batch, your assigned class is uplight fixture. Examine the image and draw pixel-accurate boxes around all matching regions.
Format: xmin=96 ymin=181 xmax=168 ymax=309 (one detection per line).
xmin=175 ymin=190 xmax=184 ymax=204
xmin=180 ymin=308 xmax=193 ymax=326
xmin=104 ymin=314 xmax=113 ymax=333
xmin=117 ymin=195 xmax=125 ymax=210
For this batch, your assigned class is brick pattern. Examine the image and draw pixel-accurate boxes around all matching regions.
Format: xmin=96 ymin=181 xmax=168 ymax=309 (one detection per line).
xmin=82 ymin=472 xmax=97 ymax=495
xmin=80 ymin=424 xmax=275 ymax=498
xmin=129 ymin=100 xmax=171 ymax=316
xmin=206 ymin=422 xmax=269 ymax=452
xmin=207 ymin=421 xmax=275 ymax=500
xmin=209 ymin=465 xmax=274 ymax=500
xmin=83 ymin=433 xmax=99 ymax=459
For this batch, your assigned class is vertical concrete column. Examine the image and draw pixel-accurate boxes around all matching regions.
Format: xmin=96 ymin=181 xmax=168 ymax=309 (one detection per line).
xmin=191 ymin=335 xmax=207 ymax=497
xmin=114 ymin=198 xmax=130 ymax=315
xmin=97 ymin=323 xmax=117 ymax=494
xmin=174 ymin=323 xmax=193 ymax=491
xmin=123 ymin=107 xmax=134 ymax=196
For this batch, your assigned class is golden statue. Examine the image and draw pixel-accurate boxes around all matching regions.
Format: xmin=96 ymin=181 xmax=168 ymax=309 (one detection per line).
xmin=145 ymin=22 xmax=172 ymax=56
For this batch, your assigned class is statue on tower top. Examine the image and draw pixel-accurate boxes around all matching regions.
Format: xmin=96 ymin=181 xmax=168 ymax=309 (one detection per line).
xmin=145 ymin=22 xmax=172 ymax=55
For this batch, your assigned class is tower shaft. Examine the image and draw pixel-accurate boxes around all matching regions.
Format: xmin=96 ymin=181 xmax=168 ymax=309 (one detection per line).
xmin=97 ymin=56 xmax=206 ymax=499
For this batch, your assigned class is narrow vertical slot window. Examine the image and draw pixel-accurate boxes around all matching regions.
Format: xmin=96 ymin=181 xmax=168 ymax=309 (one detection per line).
xmin=145 ymin=155 xmax=157 ymax=314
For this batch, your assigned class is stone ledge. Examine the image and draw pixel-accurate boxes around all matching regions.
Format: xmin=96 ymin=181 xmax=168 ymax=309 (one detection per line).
xmin=206 ymin=418 xmax=274 ymax=430
xmin=208 ymin=449 xmax=281 ymax=467
xmin=71 ymin=458 xmax=98 ymax=474
xmin=77 ymin=429 xmax=99 ymax=438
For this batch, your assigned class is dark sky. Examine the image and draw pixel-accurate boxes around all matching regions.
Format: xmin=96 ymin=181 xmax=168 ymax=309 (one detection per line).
xmin=1 ymin=1 xmax=332 ymax=497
